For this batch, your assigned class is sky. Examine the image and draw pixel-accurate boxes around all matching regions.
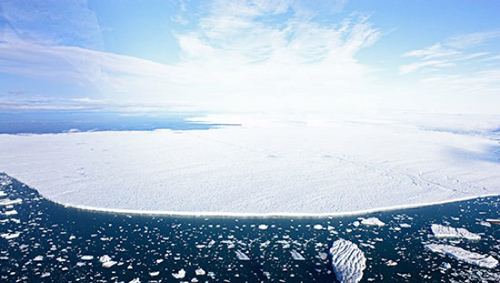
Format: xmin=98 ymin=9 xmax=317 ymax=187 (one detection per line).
xmin=0 ymin=0 xmax=499 ymax=114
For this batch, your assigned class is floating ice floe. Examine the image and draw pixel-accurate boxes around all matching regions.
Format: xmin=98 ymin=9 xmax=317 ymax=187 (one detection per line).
xmin=486 ymin=219 xmax=500 ymax=225
xmin=149 ymin=271 xmax=160 ymax=277
xmin=80 ymin=255 xmax=93 ymax=261
xmin=4 ymin=210 xmax=17 ymax=216
xmin=102 ymin=261 xmax=117 ymax=268
xmin=99 ymin=255 xmax=112 ymax=263
xmin=33 ymin=255 xmax=44 ymax=262
xmin=330 ymin=239 xmax=366 ymax=283
xmin=195 ymin=268 xmax=206 ymax=276
xmin=399 ymin=223 xmax=411 ymax=228
xmin=424 ymin=244 xmax=498 ymax=269
xmin=313 ymin=224 xmax=324 ymax=230
xmin=4 ymin=114 xmax=500 ymax=215
xmin=235 ymin=250 xmax=250 ymax=260
xmin=361 ymin=217 xmax=385 ymax=227
xmin=290 ymin=250 xmax=305 ymax=260
xmin=430 ymin=224 xmax=481 ymax=240
xmin=0 ymin=232 xmax=21 ymax=239
xmin=129 ymin=278 xmax=140 ymax=283
xmin=172 ymin=269 xmax=186 ymax=279
xmin=258 ymin=224 xmax=268 ymax=230
xmin=480 ymin=221 xmax=491 ymax=227
xmin=0 ymin=198 xmax=22 ymax=206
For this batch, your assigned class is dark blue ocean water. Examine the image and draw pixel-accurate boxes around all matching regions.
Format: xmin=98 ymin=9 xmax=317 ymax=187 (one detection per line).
xmin=0 ymin=174 xmax=498 ymax=282
xmin=0 ymin=111 xmax=238 ymax=134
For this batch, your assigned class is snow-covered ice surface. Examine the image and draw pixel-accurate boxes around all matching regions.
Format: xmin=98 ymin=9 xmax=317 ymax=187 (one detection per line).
xmin=0 ymin=113 xmax=499 ymax=215
xmin=424 ymin=244 xmax=498 ymax=269
xmin=329 ymin=239 xmax=366 ymax=283
xmin=430 ymin=224 xmax=481 ymax=240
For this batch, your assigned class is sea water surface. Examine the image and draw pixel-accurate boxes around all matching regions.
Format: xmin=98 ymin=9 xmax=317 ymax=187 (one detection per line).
xmin=0 ymin=174 xmax=499 ymax=282
xmin=0 ymin=111 xmax=237 ymax=134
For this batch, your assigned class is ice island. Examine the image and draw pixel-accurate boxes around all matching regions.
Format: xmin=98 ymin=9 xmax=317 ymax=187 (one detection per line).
xmin=0 ymin=114 xmax=499 ymax=215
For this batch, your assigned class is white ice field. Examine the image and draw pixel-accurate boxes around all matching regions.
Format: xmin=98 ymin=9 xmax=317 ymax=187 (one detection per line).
xmin=0 ymin=113 xmax=499 ymax=215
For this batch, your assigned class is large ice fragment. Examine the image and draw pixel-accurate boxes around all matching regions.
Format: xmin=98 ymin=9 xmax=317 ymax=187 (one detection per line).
xmin=329 ymin=239 xmax=366 ymax=283
xmin=360 ymin=217 xmax=385 ymax=227
xmin=430 ymin=224 xmax=481 ymax=240
xmin=425 ymin=244 xmax=498 ymax=269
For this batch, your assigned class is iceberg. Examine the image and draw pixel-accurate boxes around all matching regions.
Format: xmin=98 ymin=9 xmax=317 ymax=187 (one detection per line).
xmin=430 ymin=224 xmax=481 ymax=240
xmin=330 ymin=239 xmax=366 ymax=283
xmin=425 ymin=244 xmax=498 ymax=269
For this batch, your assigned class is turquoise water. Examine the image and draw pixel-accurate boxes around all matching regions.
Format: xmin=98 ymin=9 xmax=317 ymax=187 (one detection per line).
xmin=0 ymin=173 xmax=498 ymax=282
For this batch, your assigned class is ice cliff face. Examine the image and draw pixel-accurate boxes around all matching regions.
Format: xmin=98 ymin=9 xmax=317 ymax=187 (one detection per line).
xmin=425 ymin=244 xmax=498 ymax=269
xmin=330 ymin=239 xmax=366 ymax=283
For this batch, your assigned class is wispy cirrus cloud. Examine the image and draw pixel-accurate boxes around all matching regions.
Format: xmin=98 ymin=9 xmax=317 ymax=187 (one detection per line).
xmin=400 ymin=30 xmax=500 ymax=75
xmin=0 ymin=0 xmax=382 ymax=112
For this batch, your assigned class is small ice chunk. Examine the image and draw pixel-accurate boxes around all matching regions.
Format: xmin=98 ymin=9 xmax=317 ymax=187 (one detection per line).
xmin=4 ymin=210 xmax=17 ymax=216
xmin=33 ymin=255 xmax=44 ymax=262
xmin=102 ymin=261 xmax=117 ymax=268
xmin=150 ymin=271 xmax=160 ymax=277
xmin=290 ymin=250 xmax=305 ymax=260
xmin=399 ymin=223 xmax=411 ymax=228
xmin=0 ymin=198 xmax=22 ymax=206
xmin=313 ymin=224 xmax=324 ymax=230
xmin=172 ymin=269 xmax=186 ymax=279
xmin=330 ymin=239 xmax=366 ymax=283
xmin=430 ymin=224 xmax=481 ymax=240
xmin=425 ymin=244 xmax=498 ymax=269
xmin=480 ymin=221 xmax=491 ymax=227
xmin=235 ymin=250 xmax=250 ymax=260
xmin=352 ymin=221 xmax=360 ymax=227
xmin=195 ymin=268 xmax=206 ymax=276
xmin=441 ymin=262 xmax=451 ymax=270
xmin=129 ymin=278 xmax=140 ymax=283
xmin=99 ymin=255 xmax=112 ymax=263
xmin=361 ymin=217 xmax=385 ymax=227
xmin=385 ymin=260 xmax=397 ymax=266
xmin=81 ymin=255 xmax=93 ymax=261
xmin=258 ymin=224 xmax=268 ymax=230
xmin=40 ymin=272 xmax=50 ymax=278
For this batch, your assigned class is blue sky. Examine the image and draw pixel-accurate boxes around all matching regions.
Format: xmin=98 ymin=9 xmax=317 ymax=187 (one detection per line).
xmin=1 ymin=0 xmax=499 ymax=113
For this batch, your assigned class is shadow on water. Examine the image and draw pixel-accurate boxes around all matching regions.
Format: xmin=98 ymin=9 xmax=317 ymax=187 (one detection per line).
xmin=0 ymin=173 xmax=499 ymax=282
xmin=446 ymin=144 xmax=500 ymax=164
